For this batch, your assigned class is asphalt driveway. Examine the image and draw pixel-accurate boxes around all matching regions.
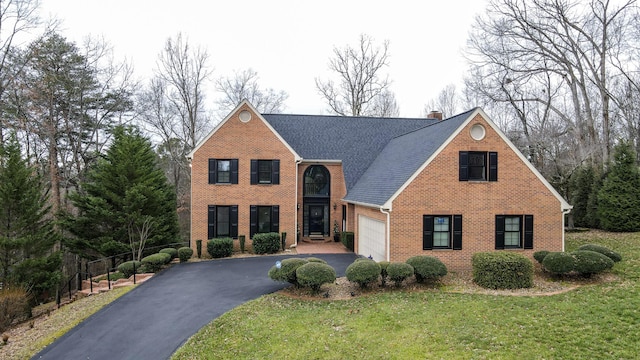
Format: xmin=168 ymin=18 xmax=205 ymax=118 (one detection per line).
xmin=32 ymin=253 xmax=358 ymax=360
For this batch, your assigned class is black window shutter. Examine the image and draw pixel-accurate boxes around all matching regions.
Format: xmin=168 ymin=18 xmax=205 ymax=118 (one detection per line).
xmin=489 ymin=152 xmax=498 ymax=182
xmin=272 ymin=160 xmax=280 ymax=184
xmin=208 ymin=206 xmax=216 ymax=239
xmin=524 ymin=215 xmax=534 ymax=249
xmin=208 ymin=159 xmax=217 ymax=184
xmin=453 ymin=215 xmax=463 ymax=250
xmin=423 ymin=215 xmax=434 ymax=250
xmin=230 ymin=205 xmax=238 ymax=238
xmin=495 ymin=215 xmax=505 ymax=249
xmin=250 ymin=205 xmax=257 ymax=238
xmin=459 ymin=152 xmax=468 ymax=181
xmin=250 ymin=160 xmax=258 ymax=185
xmin=272 ymin=205 xmax=280 ymax=233
xmin=230 ymin=159 xmax=239 ymax=184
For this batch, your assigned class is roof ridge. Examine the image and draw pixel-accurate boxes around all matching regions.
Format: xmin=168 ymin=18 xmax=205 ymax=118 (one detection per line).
xmin=390 ymin=108 xmax=478 ymax=140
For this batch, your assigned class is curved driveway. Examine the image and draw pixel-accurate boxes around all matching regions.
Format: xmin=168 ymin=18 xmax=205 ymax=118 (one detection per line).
xmin=33 ymin=253 xmax=358 ymax=360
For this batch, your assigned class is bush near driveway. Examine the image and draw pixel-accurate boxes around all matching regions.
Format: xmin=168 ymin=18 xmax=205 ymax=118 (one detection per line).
xmin=346 ymin=259 xmax=381 ymax=288
xmin=386 ymin=262 xmax=414 ymax=287
xmin=252 ymin=233 xmax=281 ymax=254
xmin=159 ymin=248 xmax=178 ymax=260
xmin=268 ymin=258 xmax=309 ymax=286
xmin=207 ymin=238 xmax=233 ymax=258
xmin=178 ymin=247 xmax=193 ymax=263
xmin=117 ymin=261 xmax=142 ymax=277
xmin=141 ymin=253 xmax=171 ymax=273
xmin=295 ymin=262 xmax=336 ymax=293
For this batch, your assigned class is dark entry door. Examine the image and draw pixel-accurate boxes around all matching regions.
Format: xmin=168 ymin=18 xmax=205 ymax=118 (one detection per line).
xmin=309 ymin=205 xmax=324 ymax=235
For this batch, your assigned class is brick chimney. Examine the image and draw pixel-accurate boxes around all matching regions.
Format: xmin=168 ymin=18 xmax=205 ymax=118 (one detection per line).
xmin=428 ymin=110 xmax=443 ymax=121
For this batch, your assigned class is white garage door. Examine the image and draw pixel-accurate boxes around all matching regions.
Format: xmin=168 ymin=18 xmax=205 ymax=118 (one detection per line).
xmin=358 ymin=216 xmax=386 ymax=261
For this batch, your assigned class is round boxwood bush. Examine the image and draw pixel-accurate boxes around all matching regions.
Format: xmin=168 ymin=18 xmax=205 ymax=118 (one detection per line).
xmin=159 ymin=248 xmax=178 ymax=260
xmin=577 ymin=244 xmax=622 ymax=262
xmin=346 ymin=259 xmax=381 ymax=288
xmin=406 ymin=256 xmax=447 ymax=283
xmin=252 ymin=233 xmax=281 ymax=254
xmin=472 ymin=252 xmax=533 ymax=289
xmin=378 ymin=261 xmax=390 ymax=286
xmin=572 ymin=250 xmax=614 ymax=276
xmin=386 ymin=262 xmax=414 ymax=287
xmin=296 ymin=262 xmax=336 ymax=293
xmin=533 ymin=250 xmax=550 ymax=264
xmin=542 ymin=252 xmax=576 ymax=275
xmin=268 ymin=258 xmax=309 ymax=286
xmin=207 ymin=238 xmax=234 ymax=258
xmin=305 ymin=257 xmax=327 ymax=264
xmin=178 ymin=247 xmax=193 ymax=263
xmin=117 ymin=260 xmax=142 ymax=278
xmin=141 ymin=253 xmax=171 ymax=273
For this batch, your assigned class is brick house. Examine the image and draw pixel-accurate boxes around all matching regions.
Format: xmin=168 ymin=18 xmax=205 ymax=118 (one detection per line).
xmin=188 ymin=100 xmax=571 ymax=270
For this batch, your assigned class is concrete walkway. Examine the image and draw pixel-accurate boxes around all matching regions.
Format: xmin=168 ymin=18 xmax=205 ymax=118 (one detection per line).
xmin=32 ymin=253 xmax=358 ymax=360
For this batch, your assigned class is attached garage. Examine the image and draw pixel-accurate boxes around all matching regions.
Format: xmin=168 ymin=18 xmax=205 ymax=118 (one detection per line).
xmin=357 ymin=215 xmax=386 ymax=261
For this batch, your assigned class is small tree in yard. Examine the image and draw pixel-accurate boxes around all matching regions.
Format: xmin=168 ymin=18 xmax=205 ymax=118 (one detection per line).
xmin=598 ymin=142 xmax=640 ymax=232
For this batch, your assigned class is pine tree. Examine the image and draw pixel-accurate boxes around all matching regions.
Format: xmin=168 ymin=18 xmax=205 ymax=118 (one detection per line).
xmin=0 ymin=133 xmax=60 ymax=300
xmin=597 ymin=142 xmax=640 ymax=231
xmin=68 ymin=126 xmax=179 ymax=260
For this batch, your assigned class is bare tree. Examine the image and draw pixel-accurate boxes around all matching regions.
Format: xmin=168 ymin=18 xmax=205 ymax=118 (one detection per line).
xmin=315 ymin=34 xmax=397 ymax=116
xmin=0 ymin=0 xmax=42 ymax=142
xmin=215 ymin=68 xmax=288 ymax=116
xmin=465 ymin=0 xmax=639 ymax=168
xmin=423 ymin=84 xmax=461 ymax=118
xmin=137 ymin=33 xmax=212 ymax=239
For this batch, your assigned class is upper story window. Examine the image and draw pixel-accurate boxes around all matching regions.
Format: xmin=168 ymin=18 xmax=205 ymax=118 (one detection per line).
xmin=304 ymin=165 xmax=330 ymax=197
xmin=209 ymin=159 xmax=238 ymax=184
xmin=459 ymin=151 xmax=497 ymax=182
xmin=495 ymin=215 xmax=534 ymax=249
xmin=251 ymin=160 xmax=280 ymax=185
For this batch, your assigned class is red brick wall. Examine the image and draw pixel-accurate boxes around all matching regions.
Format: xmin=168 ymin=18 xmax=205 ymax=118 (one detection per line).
xmin=190 ymin=105 xmax=297 ymax=256
xmin=387 ymin=113 xmax=564 ymax=270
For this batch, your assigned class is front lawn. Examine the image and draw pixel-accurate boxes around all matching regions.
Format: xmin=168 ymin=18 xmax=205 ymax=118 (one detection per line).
xmin=172 ymin=231 xmax=640 ymax=359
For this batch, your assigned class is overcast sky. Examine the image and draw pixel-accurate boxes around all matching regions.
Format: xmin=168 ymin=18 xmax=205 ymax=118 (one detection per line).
xmin=39 ymin=0 xmax=488 ymax=117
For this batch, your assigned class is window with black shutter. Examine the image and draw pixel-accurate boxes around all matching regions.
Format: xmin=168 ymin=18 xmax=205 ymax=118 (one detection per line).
xmin=208 ymin=205 xmax=239 ymax=239
xmin=208 ymin=159 xmax=238 ymax=184
xmin=459 ymin=151 xmax=497 ymax=182
xmin=495 ymin=214 xmax=533 ymax=249
xmin=423 ymin=215 xmax=462 ymax=250
xmin=250 ymin=205 xmax=279 ymax=237
xmin=251 ymin=160 xmax=280 ymax=185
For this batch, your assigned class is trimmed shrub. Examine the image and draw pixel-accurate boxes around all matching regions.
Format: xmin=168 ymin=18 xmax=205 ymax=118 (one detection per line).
xmin=141 ymin=253 xmax=171 ymax=273
xmin=196 ymin=239 xmax=202 ymax=258
xmin=533 ymin=250 xmax=550 ymax=264
xmin=296 ymin=262 xmax=336 ymax=293
xmin=577 ymin=244 xmax=622 ymax=262
xmin=207 ymin=238 xmax=234 ymax=258
xmin=542 ymin=252 xmax=576 ymax=275
xmin=341 ymin=232 xmax=354 ymax=251
xmin=472 ymin=252 xmax=533 ymax=289
xmin=159 ymin=248 xmax=178 ymax=260
xmin=378 ymin=261 xmax=390 ymax=287
xmin=386 ymin=262 xmax=414 ymax=287
xmin=268 ymin=258 xmax=309 ymax=286
xmin=252 ymin=233 xmax=281 ymax=254
xmin=573 ymin=250 xmax=614 ymax=276
xmin=346 ymin=259 xmax=381 ymax=288
xmin=0 ymin=286 xmax=29 ymax=332
xmin=178 ymin=247 xmax=193 ymax=263
xmin=305 ymin=257 xmax=327 ymax=264
xmin=117 ymin=260 xmax=142 ymax=277
xmin=239 ymin=235 xmax=246 ymax=253
xmin=406 ymin=256 xmax=447 ymax=283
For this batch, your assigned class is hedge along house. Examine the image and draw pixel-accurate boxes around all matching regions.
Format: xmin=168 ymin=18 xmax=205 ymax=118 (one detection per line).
xmin=188 ymin=100 xmax=571 ymax=270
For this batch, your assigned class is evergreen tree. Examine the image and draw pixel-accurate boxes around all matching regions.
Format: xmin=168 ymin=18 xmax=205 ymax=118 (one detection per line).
xmin=597 ymin=142 xmax=640 ymax=231
xmin=68 ymin=126 xmax=179 ymax=260
xmin=571 ymin=165 xmax=596 ymax=227
xmin=0 ymin=133 xmax=60 ymax=301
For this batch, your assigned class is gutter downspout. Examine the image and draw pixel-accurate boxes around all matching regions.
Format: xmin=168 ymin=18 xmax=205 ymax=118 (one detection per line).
xmin=562 ymin=208 xmax=571 ymax=252
xmin=295 ymin=159 xmax=302 ymax=247
xmin=380 ymin=207 xmax=391 ymax=262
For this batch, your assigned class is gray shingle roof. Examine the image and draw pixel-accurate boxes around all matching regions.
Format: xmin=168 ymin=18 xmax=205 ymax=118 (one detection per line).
xmin=262 ymin=114 xmax=439 ymax=189
xmin=343 ymin=109 xmax=475 ymax=206
xmin=263 ymin=109 xmax=475 ymax=207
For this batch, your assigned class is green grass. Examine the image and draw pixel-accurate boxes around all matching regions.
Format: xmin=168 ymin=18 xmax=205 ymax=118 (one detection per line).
xmin=172 ymin=231 xmax=640 ymax=359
